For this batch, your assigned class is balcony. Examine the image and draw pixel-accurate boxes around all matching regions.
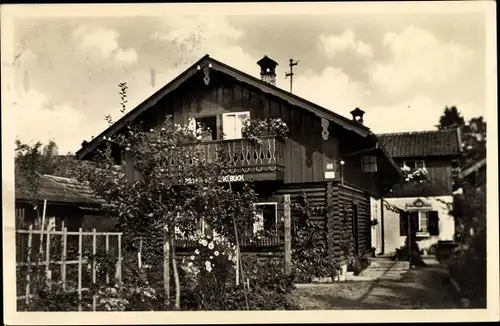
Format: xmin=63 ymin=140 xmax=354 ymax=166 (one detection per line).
xmin=175 ymin=236 xmax=283 ymax=249
xmin=171 ymin=136 xmax=286 ymax=182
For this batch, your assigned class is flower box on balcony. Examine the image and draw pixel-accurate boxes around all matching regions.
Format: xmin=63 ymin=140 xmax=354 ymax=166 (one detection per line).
xmin=170 ymin=136 xmax=286 ymax=182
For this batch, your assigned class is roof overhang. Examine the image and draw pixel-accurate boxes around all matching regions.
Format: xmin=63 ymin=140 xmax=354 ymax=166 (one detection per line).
xmin=76 ymin=55 xmax=371 ymax=160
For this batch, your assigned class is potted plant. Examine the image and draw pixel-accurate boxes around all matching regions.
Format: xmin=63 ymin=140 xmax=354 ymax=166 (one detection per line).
xmin=370 ymin=218 xmax=378 ymax=227
xmin=242 ymin=118 xmax=289 ymax=144
xmin=266 ymin=118 xmax=289 ymax=139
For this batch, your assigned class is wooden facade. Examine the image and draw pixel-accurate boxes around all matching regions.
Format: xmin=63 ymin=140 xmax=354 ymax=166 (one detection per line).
xmin=76 ymin=55 xmax=402 ymax=263
xmin=388 ymin=157 xmax=457 ymax=197
xmin=126 ymin=70 xmax=338 ymax=185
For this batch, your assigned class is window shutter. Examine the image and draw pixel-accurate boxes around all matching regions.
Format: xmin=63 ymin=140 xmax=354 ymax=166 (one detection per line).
xmin=399 ymin=212 xmax=408 ymax=236
xmin=428 ymin=211 xmax=440 ymax=236
xmin=410 ymin=211 xmax=419 ymax=231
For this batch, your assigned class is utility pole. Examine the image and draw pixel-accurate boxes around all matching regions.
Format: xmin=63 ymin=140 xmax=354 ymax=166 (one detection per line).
xmin=285 ymin=58 xmax=299 ymax=94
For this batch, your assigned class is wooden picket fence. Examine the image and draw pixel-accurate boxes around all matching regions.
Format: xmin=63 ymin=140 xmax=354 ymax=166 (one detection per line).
xmin=16 ymin=227 xmax=122 ymax=311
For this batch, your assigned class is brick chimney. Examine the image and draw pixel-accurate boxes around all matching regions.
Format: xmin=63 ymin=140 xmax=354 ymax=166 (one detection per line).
xmin=350 ymin=107 xmax=365 ymax=125
xmin=257 ymin=55 xmax=278 ymax=86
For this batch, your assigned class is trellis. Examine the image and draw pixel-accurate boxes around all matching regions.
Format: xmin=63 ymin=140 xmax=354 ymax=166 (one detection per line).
xmin=16 ymin=227 xmax=122 ymax=311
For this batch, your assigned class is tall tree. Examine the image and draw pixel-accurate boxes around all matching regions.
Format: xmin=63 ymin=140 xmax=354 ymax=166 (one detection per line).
xmin=437 ymin=106 xmax=465 ymax=130
xmin=437 ymin=106 xmax=486 ymax=167
xmin=15 ymin=140 xmax=59 ymax=227
xmin=461 ymin=116 xmax=486 ymax=167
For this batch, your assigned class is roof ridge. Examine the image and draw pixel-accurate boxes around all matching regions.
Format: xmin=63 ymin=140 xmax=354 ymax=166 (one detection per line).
xmin=377 ymin=129 xmax=457 ymax=136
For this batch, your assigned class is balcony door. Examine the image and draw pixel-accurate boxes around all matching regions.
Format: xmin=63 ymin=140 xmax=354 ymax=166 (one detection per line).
xmin=222 ymin=111 xmax=250 ymax=140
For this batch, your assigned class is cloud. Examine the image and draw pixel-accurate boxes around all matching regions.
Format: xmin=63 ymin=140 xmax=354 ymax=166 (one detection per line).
xmin=366 ymin=95 xmax=482 ymax=133
xmin=114 ymin=48 xmax=138 ymax=65
xmin=151 ymin=15 xmax=244 ymax=45
xmin=289 ymin=66 xmax=370 ymax=117
xmin=150 ymin=16 xmax=260 ymax=77
xmin=318 ymin=30 xmax=374 ymax=59
xmin=73 ymin=25 xmax=138 ymax=65
xmin=369 ymin=26 xmax=475 ymax=97
xmin=12 ymin=89 xmax=103 ymax=153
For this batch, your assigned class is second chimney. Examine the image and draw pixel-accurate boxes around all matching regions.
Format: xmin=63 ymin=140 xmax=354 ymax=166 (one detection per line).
xmin=350 ymin=107 xmax=365 ymax=125
xmin=257 ymin=55 xmax=278 ymax=86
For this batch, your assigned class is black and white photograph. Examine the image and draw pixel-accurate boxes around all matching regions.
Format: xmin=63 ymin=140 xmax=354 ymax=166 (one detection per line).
xmin=2 ymin=1 xmax=497 ymax=324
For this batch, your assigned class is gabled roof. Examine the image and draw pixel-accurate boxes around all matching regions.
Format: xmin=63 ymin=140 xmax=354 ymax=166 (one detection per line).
xmin=377 ymin=129 xmax=462 ymax=158
xmin=459 ymin=157 xmax=486 ymax=179
xmin=15 ymin=172 xmax=104 ymax=206
xmin=76 ymin=54 xmax=373 ymax=160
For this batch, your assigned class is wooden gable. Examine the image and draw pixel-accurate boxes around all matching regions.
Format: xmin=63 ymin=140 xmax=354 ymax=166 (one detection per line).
xmin=75 ymin=55 xmax=401 ymax=190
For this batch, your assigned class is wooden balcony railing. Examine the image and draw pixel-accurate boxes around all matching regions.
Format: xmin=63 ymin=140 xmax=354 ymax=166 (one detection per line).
xmin=174 ymin=236 xmax=282 ymax=249
xmin=169 ymin=136 xmax=286 ymax=182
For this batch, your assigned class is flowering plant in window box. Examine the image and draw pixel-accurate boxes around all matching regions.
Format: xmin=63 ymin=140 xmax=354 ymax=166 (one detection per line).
xmin=242 ymin=118 xmax=289 ymax=144
xmin=401 ymin=163 xmax=429 ymax=183
xmin=266 ymin=118 xmax=289 ymax=138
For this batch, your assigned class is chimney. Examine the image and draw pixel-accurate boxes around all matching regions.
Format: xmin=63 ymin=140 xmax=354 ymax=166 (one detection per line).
xmin=257 ymin=55 xmax=278 ymax=86
xmin=350 ymin=107 xmax=365 ymax=125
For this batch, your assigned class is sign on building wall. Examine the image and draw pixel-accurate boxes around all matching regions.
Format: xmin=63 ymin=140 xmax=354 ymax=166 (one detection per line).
xmin=185 ymin=174 xmax=245 ymax=184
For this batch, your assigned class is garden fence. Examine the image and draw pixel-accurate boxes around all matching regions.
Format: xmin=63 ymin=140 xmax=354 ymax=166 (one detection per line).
xmin=16 ymin=227 xmax=122 ymax=311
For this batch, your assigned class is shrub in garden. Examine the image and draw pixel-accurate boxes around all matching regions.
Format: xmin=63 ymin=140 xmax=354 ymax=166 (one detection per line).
xmin=74 ymin=117 xmax=261 ymax=309
xmin=177 ymin=233 xmax=297 ymax=310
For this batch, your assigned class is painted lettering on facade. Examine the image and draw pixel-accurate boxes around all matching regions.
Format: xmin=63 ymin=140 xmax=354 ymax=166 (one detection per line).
xmin=219 ymin=174 xmax=245 ymax=182
xmin=184 ymin=174 xmax=245 ymax=184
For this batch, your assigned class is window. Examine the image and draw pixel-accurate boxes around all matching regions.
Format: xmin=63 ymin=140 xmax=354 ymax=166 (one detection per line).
xmin=418 ymin=211 xmax=429 ymax=233
xmin=403 ymin=160 xmax=425 ymax=169
xmin=173 ymin=214 xmax=215 ymax=239
xmin=415 ymin=160 xmax=426 ymax=169
xmin=253 ymin=202 xmax=278 ymax=235
xmin=195 ymin=116 xmax=218 ymax=141
xmin=222 ymin=111 xmax=250 ymax=140
xmin=361 ymin=156 xmax=378 ymax=172
xmin=400 ymin=210 xmax=440 ymax=236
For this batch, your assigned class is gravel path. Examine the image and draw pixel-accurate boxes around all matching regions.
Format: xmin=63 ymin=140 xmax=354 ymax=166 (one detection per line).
xmin=289 ymin=258 xmax=458 ymax=310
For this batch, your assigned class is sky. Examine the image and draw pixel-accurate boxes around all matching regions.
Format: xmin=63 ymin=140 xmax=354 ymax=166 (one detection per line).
xmin=3 ymin=3 xmax=491 ymax=154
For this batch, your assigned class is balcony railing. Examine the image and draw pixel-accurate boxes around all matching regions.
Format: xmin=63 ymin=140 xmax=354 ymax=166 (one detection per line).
xmin=169 ymin=136 xmax=286 ymax=181
xmin=174 ymin=236 xmax=282 ymax=249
